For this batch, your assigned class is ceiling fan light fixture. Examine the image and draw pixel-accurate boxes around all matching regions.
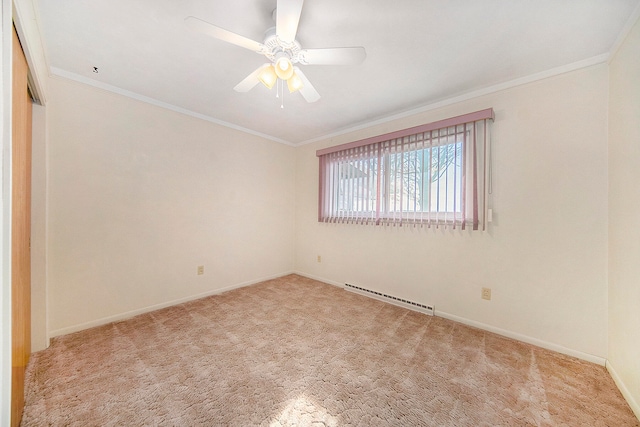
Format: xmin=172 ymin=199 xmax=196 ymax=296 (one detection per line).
xmin=258 ymin=64 xmax=278 ymax=89
xmin=287 ymin=71 xmax=303 ymax=93
xmin=187 ymin=0 xmax=364 ymax=104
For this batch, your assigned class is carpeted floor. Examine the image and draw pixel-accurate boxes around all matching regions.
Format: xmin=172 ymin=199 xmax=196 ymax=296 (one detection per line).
xmin=22 ymin=274 xmax=639 ymax=426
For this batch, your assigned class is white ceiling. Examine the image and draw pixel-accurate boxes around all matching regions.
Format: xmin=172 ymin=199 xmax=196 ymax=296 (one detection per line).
xmin=36 ymin=0 xmax=639 ymax=145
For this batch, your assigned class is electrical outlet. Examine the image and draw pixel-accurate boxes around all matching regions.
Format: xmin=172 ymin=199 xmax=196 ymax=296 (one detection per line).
xmin=481 ymin=287 xmax=491 ymax=300
xmin=317 ymin=255 xmax=322 ymax=263
xmin=197 ymin=265 xmax=204 ymax=275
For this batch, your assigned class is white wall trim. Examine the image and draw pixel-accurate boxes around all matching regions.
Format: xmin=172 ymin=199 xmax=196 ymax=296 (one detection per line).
xmin=607 ymin=2 xmax=640 ymax=64
xmin=296 ymin=54 xmax=609 ymax=146
xmin=606 ymin=360 xmax=640 ymax=421
xmin=0 ymin=0 xmax=12 ymax=424
xmin=293 ymin=271 xmax=343 ymax=287
xmin=12 ymin=0 xmax=49 ymax=104
xmin=48 ymin=271 xmax=295 ymax=338
xmin=293 ymin=271 xmax=607 ymax=366
xmin=436 ymin=310 xmax=606 ymax=366
xmin=49 ymin=68 xmax=295 ymax=147
xmin=50 ymin=53 xmax=609 ymax=149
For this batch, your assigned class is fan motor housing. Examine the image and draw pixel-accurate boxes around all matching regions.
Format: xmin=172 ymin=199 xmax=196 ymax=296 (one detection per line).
xmin=262 ymin=27 xmax=302 ymax=63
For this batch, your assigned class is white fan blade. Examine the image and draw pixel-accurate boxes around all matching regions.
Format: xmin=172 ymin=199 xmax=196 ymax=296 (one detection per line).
xmin=234 ymin=64 xmax=268 ymax=92
xmin=299 ymin=47 xmax=366 ymax=65
xmin=276 ymin=0 xmax=304 ymax=44
xmin=294 ymin=67 xmax=320 ymax=103
xmin=185 ymin=16 xmax=264 ymax=53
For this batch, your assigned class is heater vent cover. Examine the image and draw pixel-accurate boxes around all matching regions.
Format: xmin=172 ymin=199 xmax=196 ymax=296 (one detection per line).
xmin=345 ymin=283 xmax=434 ymax=316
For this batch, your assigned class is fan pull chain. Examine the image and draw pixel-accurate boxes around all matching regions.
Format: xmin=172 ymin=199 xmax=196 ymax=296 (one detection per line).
xmin=274 ymin=79 xmax=285 ymax=109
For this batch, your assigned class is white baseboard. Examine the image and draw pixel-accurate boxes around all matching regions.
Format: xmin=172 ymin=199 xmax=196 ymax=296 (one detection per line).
xmin=48 ymin=271 xmax=296 ymax=338
xmin=606 ymin=360 xmax=640 ymax=421
xmin=293 ymin=271 xmax=343 ymax=288
xmin=436 ymin=311 xmax=606 ymax=366
xmin=293 ymin=271 xmax=606 ymax=366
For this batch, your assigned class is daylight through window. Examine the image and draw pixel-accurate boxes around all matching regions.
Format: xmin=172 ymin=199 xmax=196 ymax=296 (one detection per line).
xmin=317 ymin=109 xmax=494 ymax=230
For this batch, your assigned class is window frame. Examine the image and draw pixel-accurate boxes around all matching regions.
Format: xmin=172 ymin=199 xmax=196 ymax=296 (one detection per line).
xmin=317 ymin=109 xmax=494 ymax=230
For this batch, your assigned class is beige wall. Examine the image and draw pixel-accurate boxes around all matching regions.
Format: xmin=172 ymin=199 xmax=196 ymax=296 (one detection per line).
xmin=608 ymin=16 xmax=640 ymax=419
xmin=43 ymin=57 xmax=617 ymax=366
xmin=47 ymin=77 xmax=296 ymax=335
xmin=295 ymin=65 xmax=609 ymax=362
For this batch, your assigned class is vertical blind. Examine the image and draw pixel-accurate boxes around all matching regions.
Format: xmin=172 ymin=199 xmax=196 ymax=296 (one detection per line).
xmin=317 ymin=109 xmax=494 ymax=230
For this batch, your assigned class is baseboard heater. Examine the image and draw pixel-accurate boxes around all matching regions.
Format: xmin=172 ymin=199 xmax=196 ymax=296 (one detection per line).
xmin=344 ymin=283 xmax=434 ymax=316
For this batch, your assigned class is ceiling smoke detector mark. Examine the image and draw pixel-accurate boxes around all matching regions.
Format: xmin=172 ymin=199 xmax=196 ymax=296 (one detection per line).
xmin=481 ymin=287 xmax=491 ymax=301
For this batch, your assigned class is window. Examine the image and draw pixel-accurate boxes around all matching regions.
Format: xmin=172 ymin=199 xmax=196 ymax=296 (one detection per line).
xmin=317 ymin=109 xmax=493 ymax=230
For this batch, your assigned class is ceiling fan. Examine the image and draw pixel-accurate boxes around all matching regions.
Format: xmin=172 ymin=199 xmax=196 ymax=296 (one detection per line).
xmin=185 ymin=0 xmax=366 ymax=103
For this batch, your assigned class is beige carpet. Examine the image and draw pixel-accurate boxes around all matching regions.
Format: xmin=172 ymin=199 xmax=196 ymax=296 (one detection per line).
xmin=22 ymin=274 xmax=639 ymax=426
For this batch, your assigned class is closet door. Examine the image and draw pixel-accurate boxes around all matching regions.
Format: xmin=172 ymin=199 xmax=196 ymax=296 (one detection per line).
xmin=11 ymin=26 xmax=32 ymax=427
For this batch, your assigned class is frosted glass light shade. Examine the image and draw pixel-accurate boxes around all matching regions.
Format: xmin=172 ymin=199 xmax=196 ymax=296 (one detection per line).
xmin=287 ymin=71 xmax=303 ymax=93
xmin=258 ymin=64 xmax=277 ymax=89
xmin=274 ymin=57 xmax=294 ymax=80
